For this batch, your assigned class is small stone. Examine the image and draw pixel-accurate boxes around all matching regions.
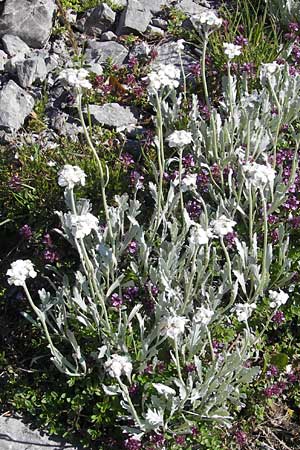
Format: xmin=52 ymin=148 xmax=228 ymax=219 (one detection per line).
xmin=151 ymin=41 xmax=195 ymax=71
xmin=1 ymin=34 xmax=30 ymax=57
xmin=117 ymin=0 xmax=152 ymax=34
xmin=85 ymin=40 xmax=128 ymax=65
xmin=147 ymin=25 xmax=165 ymax=36
xmin=77 ymin=3 xmax=116 ymax=35
xmin=0 ymin=0 xmax=56 ymax=48
xmin=16 ymin=56 xmax=47 ymax=88
xmin=100 ymin=31 xmax=118 ymax=42
xmin=0 ymin=50 xmax=8 ymax=71
xmin=177 ymin=0 xmax=210 ymax=16
xmin=89 ymin=103 xmax=137 ymax=129
xmin=151 ymin=18 xmax=168 ymax=30
xmin=0 ymin=80 xmax=34 ymax=132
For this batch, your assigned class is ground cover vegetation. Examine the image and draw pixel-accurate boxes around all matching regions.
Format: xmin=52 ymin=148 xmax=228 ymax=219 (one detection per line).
xmin=1 ymin=1 xmax=300 ymax=449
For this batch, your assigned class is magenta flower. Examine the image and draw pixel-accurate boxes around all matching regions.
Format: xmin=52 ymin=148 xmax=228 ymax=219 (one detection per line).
xmin=110 ymin=293 xmax=123 ymax=308
xmin=124 ymin=437 xmax=141 ymax=450
xmin=19 ymin=224 xmax=33 ymax=240
xmin=272 ymin=310 xmax=285 ymax=324
xmin=235 ymin=430 xmax=247 ymax=447
xmin=127 ymin=240 xmax=138 ymax=255
xmin=43 ymin=249 xmax=59 ymax=263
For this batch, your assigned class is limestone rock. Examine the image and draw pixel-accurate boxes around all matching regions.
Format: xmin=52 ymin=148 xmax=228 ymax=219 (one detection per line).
xmin=16 ymin=56 xmax=47 ymax=88
xmin=151 ymin=41 xmax=195 ymax=71
xmin=89 ymin=103 xmax=137 ymax=128
xmin=77 ymin=3 xmax=116 ymax=36
xmin=0 ymin=416 xmax=80 ymax=450
xmin=0 ymin=0 xmax=56 ymax=48
xmin=85 ymin=40 xmax=128 ymax=66
xmin=0 ymin=80 xmax=34 ymax=132
xmin=1 ymin=34 xmax=30 ymax=57
xmin=177 ymin=0 xmax=210 ymax=15
xmin=0 ymin=50 xmax=7 ymax=71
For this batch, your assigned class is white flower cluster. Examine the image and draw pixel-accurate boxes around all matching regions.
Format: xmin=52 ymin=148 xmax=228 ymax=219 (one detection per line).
xmin=58 ymin=68 xmax=92 ymax=89
xmin=223 ymin=43 xmax=242 ymax=59
xmin=104 ymin=354 xmax=132 ymax=379
xmin=64 ymin=212 xmax=99 ymax=239
xmin=235 ymin=302 xmax=257 ymax=322
xmin=243 ymin=162 xmax=276 ymax=190
xmin=147 ymin=64 xmax=180 ymax=93
xmin=194 ymin=306 xmax=214 ymax=325
xmin=210 ymin=215 xmax=236 ymax=236
xmin=58 ymin=165 xmax=86 ymax=190
xmin=189 ymin=224 xmax=212 ymax=246
xmin=167 ymin=130 xmax=193 ymax=148
xmin=160 ymin=315 xmax=188 ymax=340
xmin=191 ymin=11 xmax=223 ymax=29
xmin=181 ymin=173 xmax=198 ymax=192
xmin=269 ymin=289 xmax=289 ymax=308
xmin=260 ymin=61 xmax=281 ymax=77
xmin=7 ymin=260 xmax=37 ymax=286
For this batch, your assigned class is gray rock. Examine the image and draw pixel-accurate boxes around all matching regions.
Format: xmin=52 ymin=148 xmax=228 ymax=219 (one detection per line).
xmin=85 ymin=40 xmax=128 ymax=65
xmin=100 ymin=31 xmax=118 ymax=42
xmin=49 ymin=108 xmax=81 ymax=141
xmin=147 ymin=25 xmax=165 ymax=36
xmin=89 ymin=103 xmax=137 ymax=128
xmin=151 ymin=18 xmax=168 ymax=29
xmin=0 ymin=0 xmax=56 ymax=48
xmin=0 ymin=49 xmax=7 ymax=71
xmin=113 ymin=0 xmax=127 ymax=7
xmin=0 ymin=416 xmax=80 ymax=450
xmin=16 ymin=56 xmax=47 ymax=88
xmin=81 ymin=4 xmax=116 ymax=36
xmin=151 ymin=41 xmax=195 ymax=71
xmin=177 ymin=0 xmax=209 ymax=15
xmin=117 ymin=0 xmax=170 ymax=34
xmin=130 ymin=41 xmax=151 ymax=58
xmin=1 ymin=34 xmax=30 ymax=57
xmin=87 ymin=61 xmax=104 ymax=75
xmin=0 ymin=80 xmax=34 ymax=132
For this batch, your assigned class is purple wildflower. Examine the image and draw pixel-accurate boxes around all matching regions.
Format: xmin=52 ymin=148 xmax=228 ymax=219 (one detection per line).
xmin=124 ymin=437 xmax=141 ymax=450
xmin=266 ymin=365 xmax=279 ymax=377
xmin=129 ymin=383 xmax=139 ymax=396
xmin=185 ymin=363 xmax=196 ymax=373
xmin=234 ymin=35 xmax=248 ymax=47
xmin=182 ymin=153 xmax=195 ymax=168
xmin=289 ymin=22 xmax=300 ymax=33
xmin=235 ymin=430 xmax=247 ymax=447
xmin=189 ymin=62 xmax=201 ymax=77
xmin=123 ymin=286 xmax=139 ymax=302
xmin=19 ymin=224 xmax=33 ymax=240
xmin=43 ymin=249 xmax=59 ymax=263
xmin=224 ymin=231 xmax=237 ymax=249
xmin=186 ymin=199 xmax=201 ymax=219
xmin=175 ymin=435 xmax=185 ymax=445
xmin=9 ymin=174 xmax=22 ymax=191
xmin=150 ymin=433 xmax=165 ymax=446
xmin=120 ymin=152 xmax=135 ymax=167
xmin=110 ymin=293 xmax=123 ymax=308
xmin=272 ymin=310 xmax=285 ymax=324
xmin=130 ymin=170 xmax=145 ymax=190
xmin=270 ymin=229 xmax=279 ymax=244
xmin=127 ymin=240 xmax=138 ymax=255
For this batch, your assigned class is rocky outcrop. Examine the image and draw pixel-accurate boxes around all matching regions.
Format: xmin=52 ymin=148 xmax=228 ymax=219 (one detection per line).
xmin=0 ymin=0 xmax=56 ymax=48
xmin=0 ymin=81 xmax=34 ymax=132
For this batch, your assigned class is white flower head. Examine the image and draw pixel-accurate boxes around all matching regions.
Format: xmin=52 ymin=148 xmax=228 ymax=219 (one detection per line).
xmin=235 ymin=303 xmax=257 ymax=322
xmin=104 ymin=354 xmax=132 ymax=380
xmin=58 ymin=68 xmax=92 ymax=89
xmin=58 ymin=165 xmax=86 ymax=190
xmin=147 ymin=64 xmax=180 ymax=93
xmin=194 ymin=306 xmax=214 ymax=326
xmin=177 ymin=39 xmax=185 ymax=51
xmin=152 ymin=383 xmax=176 ymax=397
xmin=269 ymin=289 xmax=289 ymax=308
xmin=160 ymin=315 xmax=188 ymax=340
xmin=65 ymin=212 xmax=99 ymax=239
xmin=223 ymin=43 xmax=242 ymax=59
xmin=260 ymin=61 xmax=281 ymax=76
xmin=191 ymin=11 xmax=222 ymax=29
xmin=210 ymin=215 xmax=236 ymax=237
xmin=7 ymin=259 xmax=37 ymax=286
xmin=167 ymin=130 xmax=193 ymax=148
xmin=145 ymin=408 xmax=164 ymax=429
xmin=243 ymin=162 xmax=276 ymax=190
xmin=189 ymin=225 xmax=212 ymax=246
xmin=181 ymin=173 xmax=198 ymax=192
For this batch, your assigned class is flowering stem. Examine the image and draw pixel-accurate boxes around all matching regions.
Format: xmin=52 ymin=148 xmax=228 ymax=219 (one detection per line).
xmin=202 ymin=32 xmax=210 ymax=110
xmin=220 ymin=236 xmax=232 ymax=285
xmin=23 ymin=283 xmax=56 ymax=354
xmin=77 ymin=93 xmax=113 ymax=242
xmin=248 ymin=186 xmax=254 ymax=250
xmin=178 ymin=147 xmax=185 ymax=216
xmin=117 ymin=377 xmax=143 ymax=429
xmin=256 ymin=191 xmax=269 ymax=298
xmin=174 ymin=340 xmax=185 ymax=387
xmin=206 ymin=326 xmax=215 ymax=361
